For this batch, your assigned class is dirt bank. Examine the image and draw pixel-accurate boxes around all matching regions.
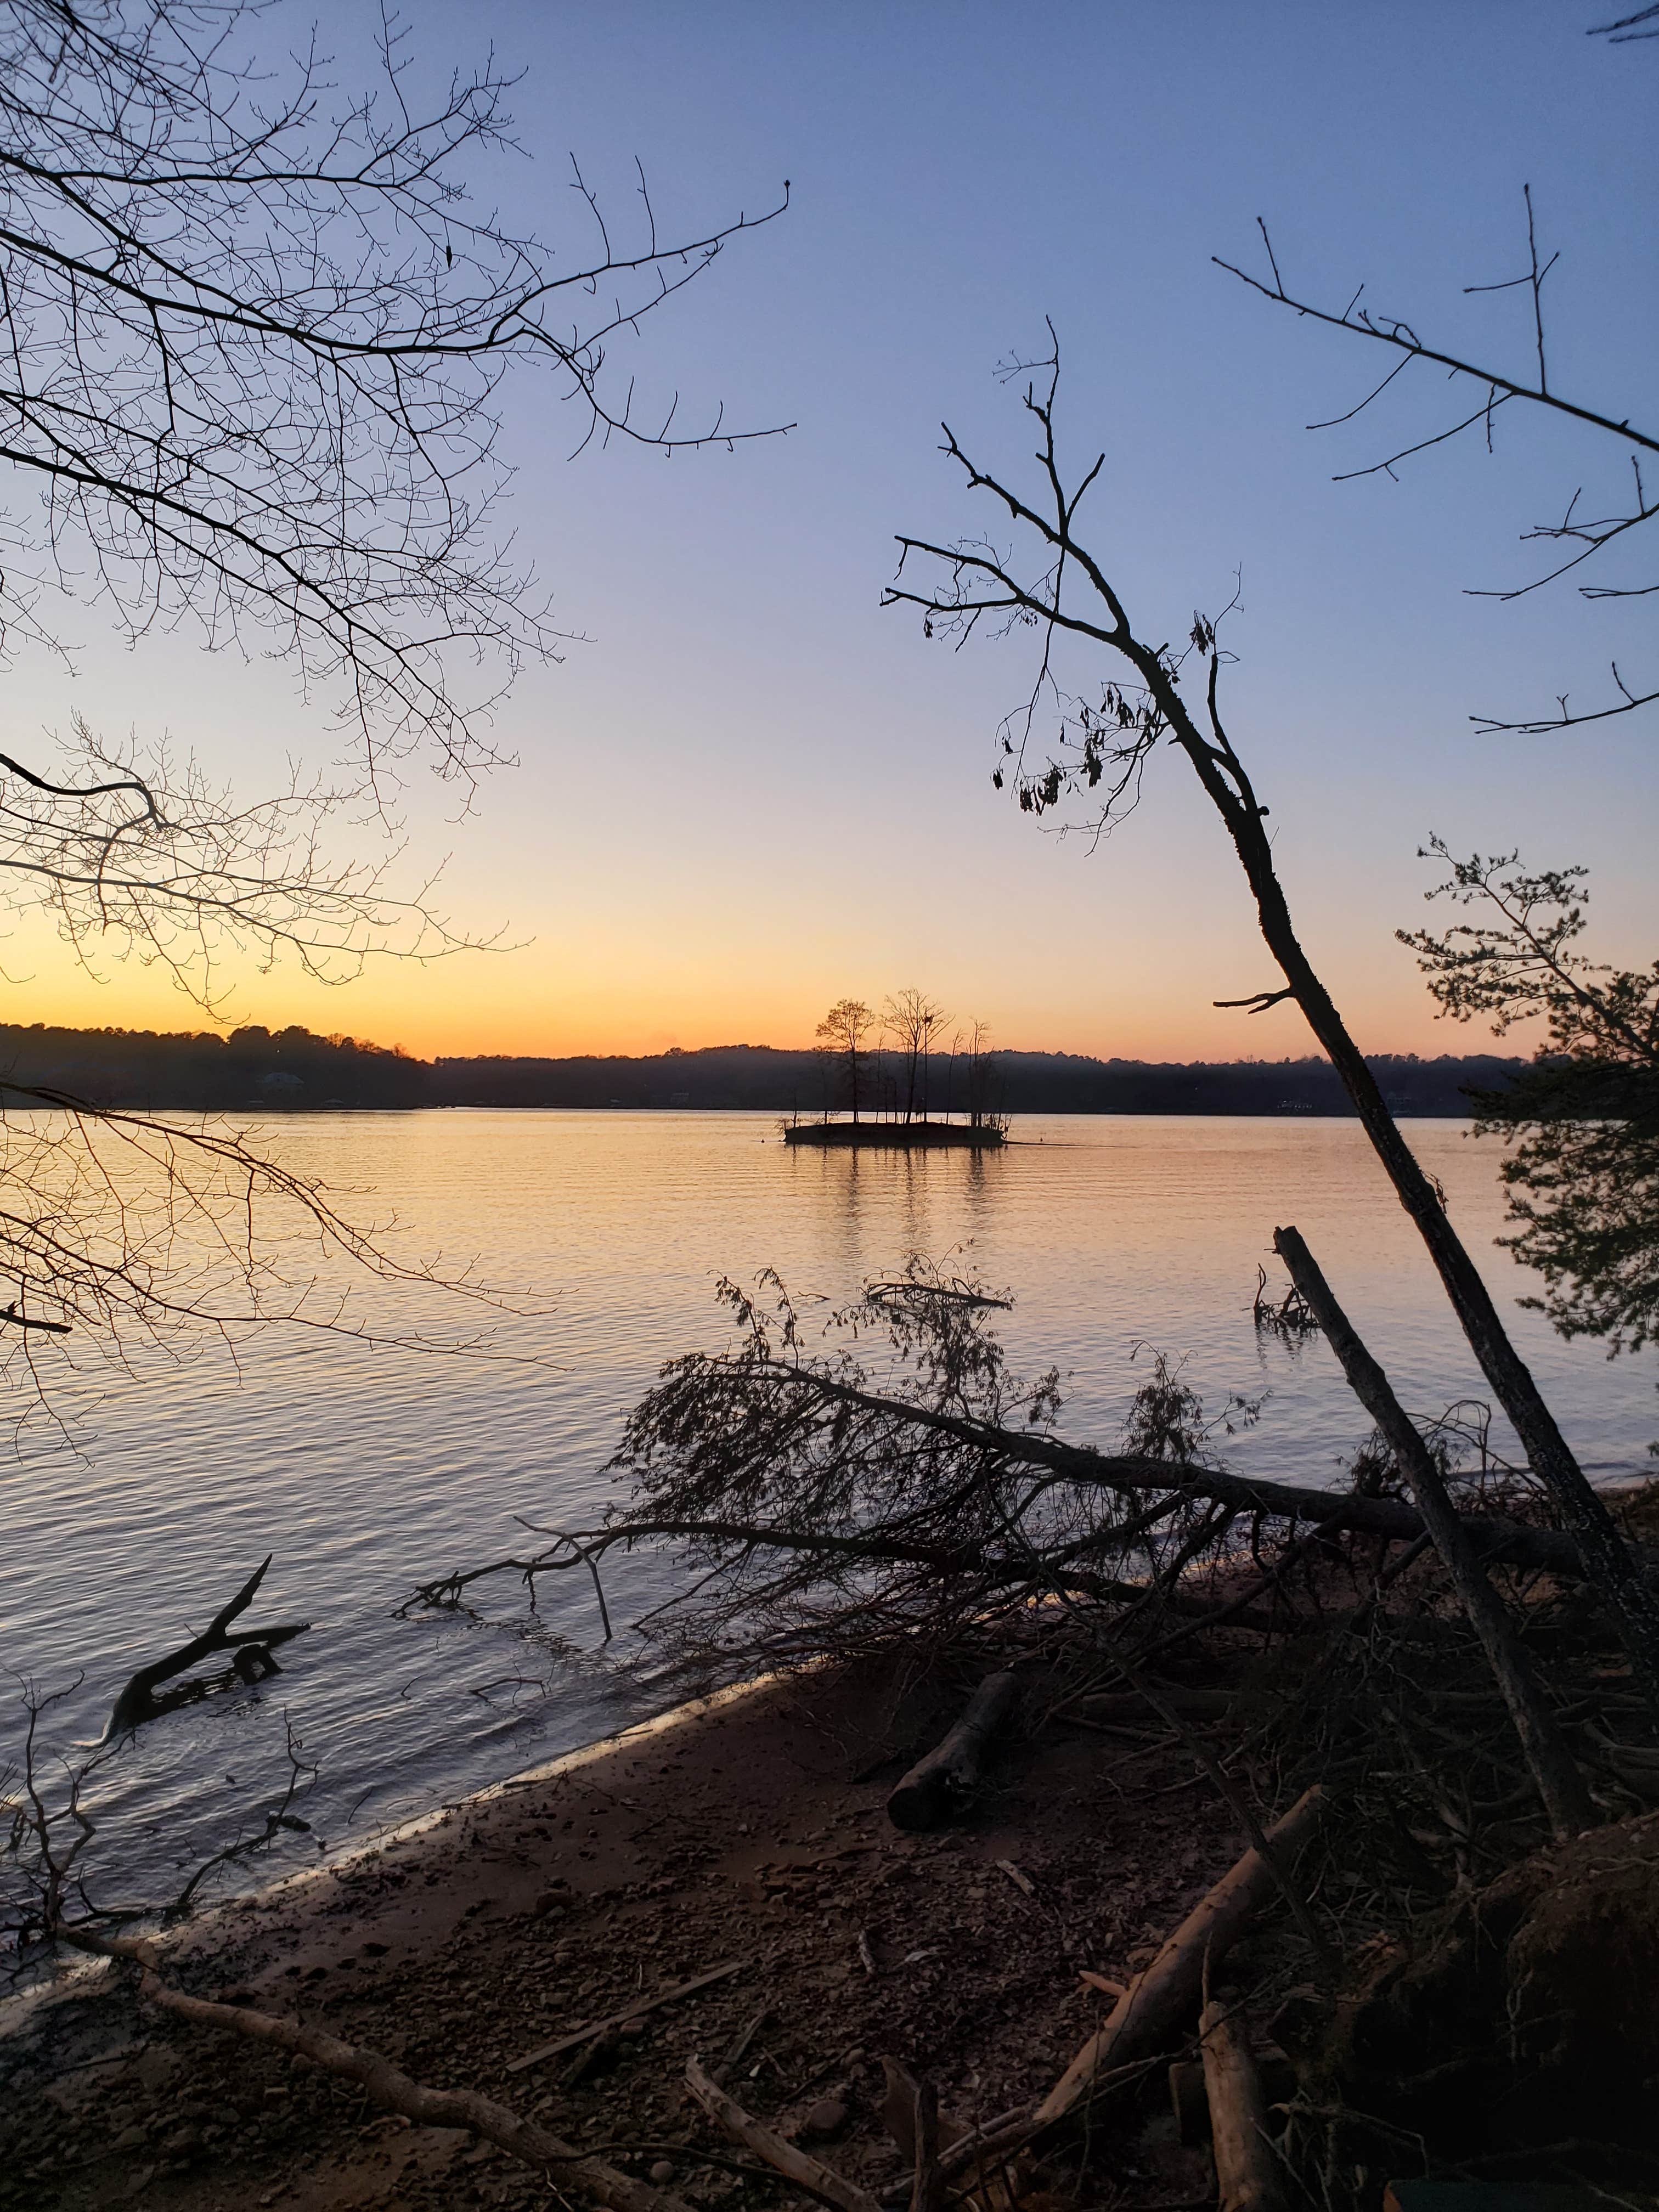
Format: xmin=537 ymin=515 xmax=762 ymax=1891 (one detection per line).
xmin=1 ymin=1657 xmax=1266 ymax=2212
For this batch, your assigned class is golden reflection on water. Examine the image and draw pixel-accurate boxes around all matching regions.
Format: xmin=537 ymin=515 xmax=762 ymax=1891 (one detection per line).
xmin=2 ymin=1110 xmax=1652 ymax=1906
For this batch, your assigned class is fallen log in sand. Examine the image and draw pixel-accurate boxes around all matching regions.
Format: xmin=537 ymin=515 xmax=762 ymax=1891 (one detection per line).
xmin=1035 ymin=1786 xmax=1328 ymax=2130
xmin=1200 ymin=2001 xmax=1289 ymax=2212
xmin=685 ymin=2057 xmax=882 ymax=2212
xmin=887 ymin=1671 xmax=1020 ymax=1830
xmin=58 ymin=1929 xmax=691 ymax=2212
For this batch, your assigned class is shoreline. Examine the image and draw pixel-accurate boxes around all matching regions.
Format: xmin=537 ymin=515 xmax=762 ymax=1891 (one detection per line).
xmin=1 ymin=1648 xmax=1276 ymax=2211
xmin=6 ymin=1489 xmax=1657 ymax=2212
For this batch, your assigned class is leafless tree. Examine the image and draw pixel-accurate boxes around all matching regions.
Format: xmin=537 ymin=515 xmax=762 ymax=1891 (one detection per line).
xmin=1589 ymin=4 xmax=1659 ymax=42
xmin=961 ymin=1015 xmax=1001 ymax=1131
xmin=815 ymin=997 xmax=875 ymax=1124
xmin=0 ymin=0 xmax=788 ymax=785
xmin=1215 ymin=179 xmax=1654 ymax=737
xmin=0 ymin=0 xmax=785 ymax=1394
xmin=0 ymin=714 xmax=486 ymax=1012
xmin=882 ymin=336 xmax=1659 ymax=1707
xmin=882 ymin=987 xmax=948 ymax=1125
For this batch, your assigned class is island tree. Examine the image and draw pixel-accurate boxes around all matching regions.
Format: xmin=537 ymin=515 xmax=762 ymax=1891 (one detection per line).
xmin=816 ymin=998 xmax=876 ymax=1124
xmin=883 ymin=988 xmax=949 ymax=1124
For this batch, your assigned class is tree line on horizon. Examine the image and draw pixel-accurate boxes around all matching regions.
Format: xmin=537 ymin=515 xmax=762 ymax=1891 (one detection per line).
xmin=0 ymin=1015 xmax=1537 ymax=1119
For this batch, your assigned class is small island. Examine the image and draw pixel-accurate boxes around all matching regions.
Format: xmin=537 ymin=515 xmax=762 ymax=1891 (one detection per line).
xmin=787 ymin=991 xmax=1011 ymax=1147
xmin=784 ymin=1114 xmax=1006 ymax=1148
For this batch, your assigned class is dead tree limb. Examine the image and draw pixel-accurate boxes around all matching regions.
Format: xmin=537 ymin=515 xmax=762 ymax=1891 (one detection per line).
xmin=885 ymin=345 xmax=1659 ymax=1708
xmin=421 ymin=1436 xmax=1612 ymax=1626
xmin=684 ymin=2058 xmax=883 ymax=2212
xmin=887 ymin=1671 xmax=1020 ymax=1831
xmin=57 ymin=1928 xmax=692 ymax=2212
xmin=1199 ymin=2002 xmax=1289 ymax=2212
xmin=1035 ymin=1787 xmax=1328 ymax=2131
xmin=720 ymin=1371 xmax=1595 ymax=1575
xmin=105 ymin=1556 xmax=309 ymax=1737
xmin=1273 ymin=1226 xmax=1594 ymax=1840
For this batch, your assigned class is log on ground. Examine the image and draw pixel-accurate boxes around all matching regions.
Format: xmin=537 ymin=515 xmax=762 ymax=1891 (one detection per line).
xmin=887 ymin=1671 xmax=1021 ymax=1831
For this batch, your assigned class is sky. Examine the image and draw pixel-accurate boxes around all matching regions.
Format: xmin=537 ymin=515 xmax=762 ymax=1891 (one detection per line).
xmin=4 ymin=1 xmax=1656 ymax=1063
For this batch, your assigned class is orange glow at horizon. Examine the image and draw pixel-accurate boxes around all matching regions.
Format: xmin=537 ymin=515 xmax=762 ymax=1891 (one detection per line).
xmin=0 ymin=924 xmax=1502 ymax=1067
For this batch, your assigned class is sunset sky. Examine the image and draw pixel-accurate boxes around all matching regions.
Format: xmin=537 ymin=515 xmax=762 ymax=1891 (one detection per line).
xmin=4 ymin=1 xmax=1655 ymax=1064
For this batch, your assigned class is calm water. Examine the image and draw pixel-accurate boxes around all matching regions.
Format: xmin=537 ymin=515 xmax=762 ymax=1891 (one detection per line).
xmin=3 ymin=1110 xmax=1655 ymax=1914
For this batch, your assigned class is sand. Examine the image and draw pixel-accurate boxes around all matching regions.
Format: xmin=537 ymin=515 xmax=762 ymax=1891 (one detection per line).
xmin=1 ymin=1655 xmax=1259 ymax=2212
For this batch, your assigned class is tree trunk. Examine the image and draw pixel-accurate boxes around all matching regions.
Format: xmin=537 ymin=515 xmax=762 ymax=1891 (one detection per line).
xmin=1144 ymin=647 xmax=1659 ymax=1713
xmin=1273 ymin=1225 xmax=1593 ymax=1839
xmin=1199 ymin=2002 xmax=1289 ymax=2212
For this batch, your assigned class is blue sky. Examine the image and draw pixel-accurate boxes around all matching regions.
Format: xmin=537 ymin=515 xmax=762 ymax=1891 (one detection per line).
xmin=9 ymin=1 xmax=1655 ymax=1059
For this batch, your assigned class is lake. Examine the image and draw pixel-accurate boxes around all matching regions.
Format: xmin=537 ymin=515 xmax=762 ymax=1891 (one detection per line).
xmin=3 ymin=1110 xmax=1654 ymax=1915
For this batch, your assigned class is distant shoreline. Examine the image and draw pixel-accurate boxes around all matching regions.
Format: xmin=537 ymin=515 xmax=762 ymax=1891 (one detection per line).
xmin=0 ymin=1020 xmax=1527 ymax=1119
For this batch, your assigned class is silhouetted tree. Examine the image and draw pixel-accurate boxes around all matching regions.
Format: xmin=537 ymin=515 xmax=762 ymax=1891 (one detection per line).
xmin=1589 ymin=4 xmax=1659 ymax=42
xmin=0 ymin=0 xmax=785 ymax=1404
xmin=1402 ymin=843 xmax=1659 ymax=1357
xmin=1216 ymin=174 xmax=1654 ymax=738
xmin=962 ymin=1017 xmax=1002 ymax=1131
xmin=882 ymin=988 xmax=947 ymax=1124
xmin=815 ymin=998 xmax=876 ymax=1124
xmin=884 ymin=336 xmax=1659 ymax=1703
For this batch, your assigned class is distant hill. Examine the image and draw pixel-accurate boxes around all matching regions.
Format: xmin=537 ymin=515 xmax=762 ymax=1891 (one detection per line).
xmin=0 ymin=1022 xmax=1530 ymax=1117
xmin=430 ymin=1043 xmax=1527 ymax=1118
xmin=0 ymin=1022 xmax=426 ymax=1111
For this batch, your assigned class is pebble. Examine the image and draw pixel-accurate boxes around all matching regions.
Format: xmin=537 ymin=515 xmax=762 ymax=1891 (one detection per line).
xmin=533 ymin=1889 xmax=572 ymax=1919
xmin=650 ymin=2160 xmax=678 ymax=2186
xmin=801 ymin=2098 xmax=848 ymax=2141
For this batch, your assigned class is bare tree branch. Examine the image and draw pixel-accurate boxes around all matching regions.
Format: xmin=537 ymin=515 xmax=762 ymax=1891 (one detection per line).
xmin=1215 ymin=192 xmax=1655 ymax=733
xmin=0 ymin=0 xmax=791 ymax=782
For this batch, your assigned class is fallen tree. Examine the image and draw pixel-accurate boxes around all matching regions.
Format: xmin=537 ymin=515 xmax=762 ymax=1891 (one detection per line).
xmin=414 ymin=1264 xmax=1641 ymax=1679
xmin=105 ymin=1556 xmax=310 ymax=1738
xmin=57 ymin=1927 xmax=695 ymax=2212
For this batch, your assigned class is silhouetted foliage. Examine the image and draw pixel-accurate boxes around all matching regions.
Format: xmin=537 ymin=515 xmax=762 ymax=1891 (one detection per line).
xmin=1403 ymin=845 xmax=1659 ymax=1355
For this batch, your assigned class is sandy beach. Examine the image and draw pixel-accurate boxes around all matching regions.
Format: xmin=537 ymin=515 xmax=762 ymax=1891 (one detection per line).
xmin=1 ymin=1653 xmax=1262 ymax=2212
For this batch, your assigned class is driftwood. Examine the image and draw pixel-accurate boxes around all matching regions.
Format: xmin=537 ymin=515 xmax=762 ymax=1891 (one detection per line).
xmin=1200 ymin=2003 xmax=1289 ymax=2212
xmin=1170 ymin=2051 xmax=1297 ymax=2146
xmin=1274 ymin=1227 xmax=1594 ymax=1841
xmin=710 ymin=2004 xmax=772 ymax=2086
xmin=105 ymin=1555 xmax=310 ymax=1737
xmin=881 ymin=2058 xmax=968 ymax=2166
xmin=506 ymin=1959 xmax=745 ymax=2075
xmin=59 ymin=1928 xmax=691 ymax=2212
xmin=685 ymin=2057 xmax=882 ymax=2212
xmin=888 ymin=1672 xmax=1020 ymax=1830
xmin=1035 ymin=1787 xmax=1327 ymax=2130
xmin=910 ymin=2076 xmax=941 ymax=2212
